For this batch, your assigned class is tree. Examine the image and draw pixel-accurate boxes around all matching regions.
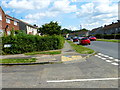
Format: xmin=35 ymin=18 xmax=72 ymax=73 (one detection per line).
xmin=38 ymin=21 xmax=61 ymax=35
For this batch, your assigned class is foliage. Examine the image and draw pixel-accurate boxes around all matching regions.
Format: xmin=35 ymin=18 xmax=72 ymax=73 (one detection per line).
xmin=97 ymin=39 xmax=120 ymax=43
xmin=94 ymin=34 xmax=120 ymax=39
xmin=2 ymin=34 xmax=64 ymax=54
xmin=67 ymin=40 xmax=94 ymax=54
xmin=24 ymin=50 xmax=61 ymax=55
xmin=38 ymin=21 xmax=61 ymax=35
xmin=0 ymin=58 xmax=36 ymax=64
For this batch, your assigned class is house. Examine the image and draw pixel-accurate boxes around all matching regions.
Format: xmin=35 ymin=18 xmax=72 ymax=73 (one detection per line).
xmin=0 ymin=6 xmax=39 ymax=36
xmin=19 ymin=20 xmax=38 ymax=35
xmin=0 ymin=6 xmax=19 ymax=36
xmin=90 ymin=20 xmax=120 ymax=35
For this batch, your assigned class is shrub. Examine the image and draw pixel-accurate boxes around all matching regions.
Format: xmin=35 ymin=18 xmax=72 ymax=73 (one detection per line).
xmin=94 ymin=34 xmax=120 ymax=39
xmin=2 ymin=34 xmax=64 ymax=55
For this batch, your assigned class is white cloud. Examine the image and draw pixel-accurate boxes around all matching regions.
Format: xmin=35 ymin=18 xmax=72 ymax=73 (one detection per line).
xmin=51 ymin=0 xmax=77 ymax=13
xmin=63 ymin=26 xmax=79 ymax=30
xmin=76 ymin=0 xmax=118 ymax=30
xmin=2 ymin=0 xmax=51 ymax=10
xmin=25 ymin=11 xmax=59 ymax=20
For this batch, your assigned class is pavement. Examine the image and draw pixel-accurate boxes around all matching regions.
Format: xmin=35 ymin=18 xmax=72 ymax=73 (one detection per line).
xmin=1 ymin=41 xmax=92 ymax=65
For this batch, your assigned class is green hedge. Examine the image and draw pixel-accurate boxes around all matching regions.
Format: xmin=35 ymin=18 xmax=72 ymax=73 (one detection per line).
xmin=2 ymin=34 xmax=64 ymax=55
xmin=94 ymin=34 xmax=120 ymax=39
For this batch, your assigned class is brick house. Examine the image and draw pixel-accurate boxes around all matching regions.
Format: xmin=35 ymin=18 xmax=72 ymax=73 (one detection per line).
xmin=0 ymin=6 xmax=19 ymax=36
xmin=0 ymin=6 xmax=39 ymax=36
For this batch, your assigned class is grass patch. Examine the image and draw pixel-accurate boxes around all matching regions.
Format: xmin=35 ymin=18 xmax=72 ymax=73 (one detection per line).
xmin=67 ymin=41 xmax=94 ymax=54
xmin=24 ymin=50 xmax=61 ymax=55
xmin=97 ymin=39 xmax=120 ymax=43
xmin=0 ymin=58 xmax=36 ymax=64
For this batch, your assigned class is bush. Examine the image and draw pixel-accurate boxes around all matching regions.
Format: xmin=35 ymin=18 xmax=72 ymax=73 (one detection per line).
xmin=2 ymin=34 xmax=64 ymax=55
xmin=94 ymin=34 xmax=120 ymax=39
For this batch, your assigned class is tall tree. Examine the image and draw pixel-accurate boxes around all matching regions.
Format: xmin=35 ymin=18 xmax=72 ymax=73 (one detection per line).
xmin=38 ymin=21 xmax=61 ymax=35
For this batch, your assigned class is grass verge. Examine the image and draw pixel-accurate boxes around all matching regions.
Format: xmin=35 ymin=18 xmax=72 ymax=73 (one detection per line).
xmin=97 ymin=39 xmax=120 ymax=43
xmin=24 ymin=50 xmax=61 ymax=55
xmin=0 ymin=58 xmax=36 ymax=64
xmin=67 ymin=40 xmax=94 ymax=54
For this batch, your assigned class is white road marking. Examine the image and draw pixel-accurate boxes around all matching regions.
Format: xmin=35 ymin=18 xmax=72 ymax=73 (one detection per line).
xmin=111 ymin=63 xmax=119 ymax=66
xmin=106 ymin=60 xmax=112 ymax=62
xmin=114 ymin=59 xmax=120 ymax=62
xmin=97 ymin=56 xmax=102 ymax=58
xmin=95 ymin=55 xmax=99 ymax=57
xmin=98 ymin=53 xmax=103 ymax=55
xmin=47 ymin=77 xmax=120 ymax=83
xmin=103 ymin=55 xmax=109 ymax=58
xmin=108 ymin=57 xmax=114 ymax=59
xmin=101 ymin=58 xmax=106 ymax=60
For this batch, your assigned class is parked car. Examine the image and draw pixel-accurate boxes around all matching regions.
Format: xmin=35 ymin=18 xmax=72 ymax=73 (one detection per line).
xmin=80 ymin=37 xmax=91 ymax=45
xmin=66 ymin=37 xmax=71 ymax=40
xmin=73 ymin=38 xmax=79 ymax=42
xmin=78 ymin=37 xmax=84 ymax=40
xmin=89 ymin=36 xmax=96 ymax=41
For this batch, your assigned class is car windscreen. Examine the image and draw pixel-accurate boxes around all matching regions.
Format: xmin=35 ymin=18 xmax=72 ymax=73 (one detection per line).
xmin=81 ymin=38 xmax=88 ymax=40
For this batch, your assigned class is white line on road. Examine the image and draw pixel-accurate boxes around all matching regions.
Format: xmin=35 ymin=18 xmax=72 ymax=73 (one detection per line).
xmin=111 ymin=63 xmax=119 ymax=66
xmin=108 ymin=57 xmax=114 ymax=59
xmin=106 ymin=60 xmax=112 ymax=62
xmin=101 ymin=58 xmax=106 ymax=60
xmin=114 ymin=59 xmax=120 ymax=62
xmin=47 ymin=77 xmax=120 ymax=83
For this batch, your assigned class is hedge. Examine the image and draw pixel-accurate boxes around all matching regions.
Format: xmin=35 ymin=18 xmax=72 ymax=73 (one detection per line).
xmin=94 ymin=34 xmax=120 ymax=39
xmin=2 ymin=34 xmax=64 ymax=55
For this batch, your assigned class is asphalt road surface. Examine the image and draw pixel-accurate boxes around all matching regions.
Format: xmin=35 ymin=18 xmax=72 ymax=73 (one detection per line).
xmin=2 ymin=56 xmax=119 ymax=88
xmin=85 ymin=41 xmax=119 ymax=59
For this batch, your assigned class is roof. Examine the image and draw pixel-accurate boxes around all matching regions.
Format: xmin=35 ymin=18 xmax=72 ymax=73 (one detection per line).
xmin=102 ymin=22 xmax=120 ymax=30
xmin=18 ymin=19 xmax=38 ymax=29
xmin=6 ymin=14 xmax=19 ymax=22
xmin=91 ymin=21 xmax=120 ymax=31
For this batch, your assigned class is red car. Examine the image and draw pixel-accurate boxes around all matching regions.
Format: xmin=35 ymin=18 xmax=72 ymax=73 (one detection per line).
xmin=80 ymin=37 xmax=90 ymax=45
xmin=73 ymin=38 xmax=79 ymax=42
xmin=89 ymin=36 xmax=96 ymax=41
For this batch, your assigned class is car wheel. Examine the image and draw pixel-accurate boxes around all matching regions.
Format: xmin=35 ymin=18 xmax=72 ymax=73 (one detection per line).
xmin=89 ymin=43 xmax=91 ymax=45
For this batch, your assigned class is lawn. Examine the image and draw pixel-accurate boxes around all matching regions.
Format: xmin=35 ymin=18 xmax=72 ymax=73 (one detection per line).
xmin=97 ymin=39 xmax=120 ymax=43
xmin=67 ymin=41 xmax=94 ymax=54
xmin=24 ymin=50 xmax=61 ymax=55
xmin=0 ymin=58 xmax=36 ymax=64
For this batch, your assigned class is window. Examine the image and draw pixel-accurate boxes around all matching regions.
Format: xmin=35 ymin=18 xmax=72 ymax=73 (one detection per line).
xmin=14 ymin=21 xmax=17 ymax=25
xmin=6 ymin=18 xmax=10 ymax=23
xmin=0 ymin=13 xmax=2 ymax=20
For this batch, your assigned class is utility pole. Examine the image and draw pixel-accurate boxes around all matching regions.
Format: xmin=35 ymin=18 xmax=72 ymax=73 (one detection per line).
xmin=80 ymin=25 xmax=82 ymax=30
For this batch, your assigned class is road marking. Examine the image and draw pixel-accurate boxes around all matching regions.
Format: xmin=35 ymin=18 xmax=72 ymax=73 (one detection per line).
xmin=99 ymin=54 xmax=108 ymax=57
xmin=101 ymin=57 xmax=106 ymax=60
xmin=98 ymin=53 xmax=103 ymax=55
xmin=106 ymin=60 xmax=112 ymax=62
xmin=111 ymin=63 xmax=119 ymax=66
xmin=114 ymin=59 xmax=120 ymax=62
xmin=47 ymin=77 xmax=120 ymax=83
xmin=97 ymin=56 xmax=102 ymax=58
xmin=95 ymin=55 xmax=99 ymax=57
xmin=108 ymin=57 xmax=114 ymax=59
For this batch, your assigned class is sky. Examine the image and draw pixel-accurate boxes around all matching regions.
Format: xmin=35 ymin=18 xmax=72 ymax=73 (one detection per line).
xmin=0 ymin=0 xmax=119 ymax=31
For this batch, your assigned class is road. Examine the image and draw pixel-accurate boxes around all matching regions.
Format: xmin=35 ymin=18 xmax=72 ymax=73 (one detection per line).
xmin=2 ymin=41 xmax=119 ymax=88
xmin=2 ymin=56 xmax=119 ymax=88
xmin=85 ymin=41 xmax=119 ymax=59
